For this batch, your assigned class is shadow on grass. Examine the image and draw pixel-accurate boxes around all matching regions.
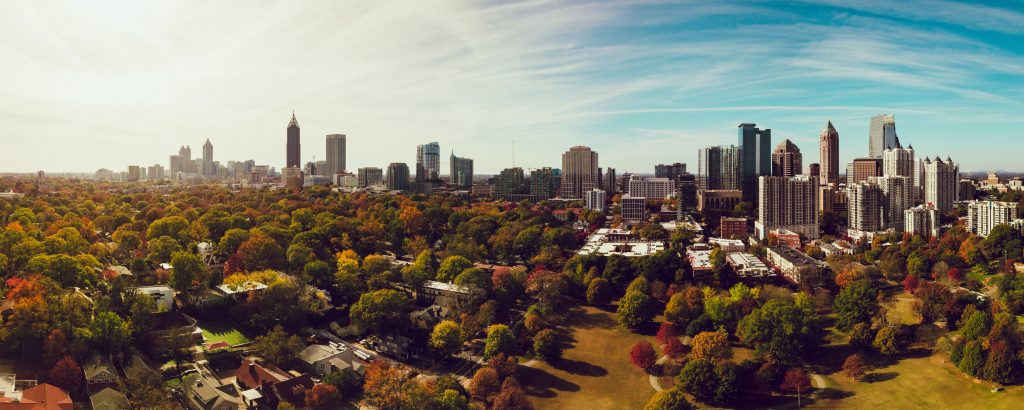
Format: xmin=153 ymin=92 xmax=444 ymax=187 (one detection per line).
xmin=863 ymin=371 xmax=898 ymax=383
xmin=550 ymin=358 xmax=608 ymax=377
xmin=573 ymin=309 xmax=618 ymax=330
xmin=815 ymin=387 xmax=855 ymax=400
xmin=518 ymin=365 xmax=581 ymax=398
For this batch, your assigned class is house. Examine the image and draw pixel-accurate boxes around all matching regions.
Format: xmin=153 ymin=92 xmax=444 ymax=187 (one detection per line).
xmin=102 ymin=266 xmax=133 ymax=282
xmin=146 ymin=311 xmax=203 ymax=356
xmin=410 ymin=305 xmax=455 ymax=330
xmin=0 ymin=383 xmax=73 ymax=410
xmin=368 ymin=334 xmax=416 ymax=360
xmin=214 ymin=281 xmax=268 ymax=300
xmin=89 ymin=387 xmax=129 ymax=410
xmin=83 ymin=355 xmax=119 ymax=393
xmin=234 ymin=357 xmax=312 ymax=409
xmin=131 ymin=285 xmax=176 ymax=312
xmin=766 ymin=246 xmax=825 ymax=285
xmin=296 ymin=344 xmax=367 ymax=378
xmin=416 ymin=281 xmax=472 ymax=310
xmin=123 ymin=352 xmax=162 ymax=386
xmin=183 ymin=371 xmax=243 ymax=410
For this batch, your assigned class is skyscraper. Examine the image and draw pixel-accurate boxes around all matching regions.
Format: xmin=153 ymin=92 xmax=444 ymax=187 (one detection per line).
xmin=966 ymin=200 xmax=1018 ymax=237
xmin=560 ymin=146 xmax=599 ymax=199
xmin=202 ymin=139 xmax=214 ymax=177
xmin=771 ymin=139 xmax=802 ymax=177
xmin=495 ymin=167 xmax=527 ymax=199
xmin=287 ymin=112 xmax=301 ymax=168
xmin=808 ymin=163 xmax=820 ymax=179
xmin=386 ymin=163 xmax=410 ymax=191
xmin=754 ymin=175 xmax=819 ymax=240
xmin=738 ymin=123 xmax=772 ymax=203
xmin=923 ymin=156 xmax=959 ymax=214
xmin=850 ymin=158 xmax=882 ymax=184
xmin=357 ymin=167 xmax=383 ymax=187
xmin=697 ymin=145 xmax=740 ymax=190
xmin=877 ymin=176 xmax=913 ymax=232
xmin=449 ymin=153 xmax=474 ymax=189
xmin=326 ymin=134 xmax=346 ymax=176
xmin=847 ymin=180 xmax=883 ymax=233
xmin=819 ymin=120 xmax=839 ymax=186
xmin=604 ymin=168 xmax=617 ymax=194
xmin=676 ymin=173 xmax=697 ymax=215
xmin=655 ymin=163 xmax=687 ymax=181
xmin=530 ymin=167 xmax=556 ymax=199
xmin=883 ymin=144 xmax=916 ymax=201
xmin=868 ymin=114 xmax=899 ymax=158
xmin=416 ymin=142 xmax=441 ymax=181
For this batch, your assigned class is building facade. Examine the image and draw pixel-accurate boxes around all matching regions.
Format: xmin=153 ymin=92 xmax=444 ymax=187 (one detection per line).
xmin=697 ymin=189 xmax=743 ymax=213
xmin=627 ymin=175 xmax=675 ymax=199
xmin=604 ymin=167 xmax=616 ymax=194
xmin=771 ymin=139 xmax=802 ymax=177
xmin=850 ymin=157 xmax=882 ymax=184
xmin=386 ymin=163 xmax=410 ymax=191
xmin=755 ymin=175 xmax=819 ymax=240
xmin=560 ymin=146 xmax=599 ymax=199
xmin=357 ymin=167 xmax=383 ymax=187
xmin=202 ymin=139 xmax=214 ymax=177
xmin=449 ymin=153 xmax=473 ymax=189
xmin=697 ymin=145 xmax=741 ymax=190
xmin=655 ymin=163 xmax=687 ymax=181
xmin=325 ymin=134 xmax=346 ymax=176
xmin=530 ymin=167 xmax=556 ymax=199
xmin=966 ymin=200 xmax=1018 ymax=237
xmin=847 ymin=180 xmax=883 ymax=233
xmin=868 ymin=114 xmax=899 ymax=158
xmin=882 ymin=145 xmax=917 ymax=201
xmin=738 ymin=123 xmax=772 ymax=203
xmin=621 ymin=195 xmax=646 ymax=221
xmin=287 ymin=113 xmax=301 ymax=168
xmin=585 ymin=189 xmax=606 ymax=213
xmin=495 ymin=167 xmax=527 ymax=198
xmin=416 ymin=142 xmax=440 ymax=181
xmin=923 ymin=156 xmax=959 ymax=214
xmin=819 ymin=119 xmax=839 ymax=187
xmin=905 ymin=205 xmax=939 ymax=238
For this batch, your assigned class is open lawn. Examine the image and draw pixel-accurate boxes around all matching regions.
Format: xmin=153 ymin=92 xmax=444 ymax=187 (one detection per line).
xmin=198 ymin=320 xmax=252 ymax=346
xmin=519 ymin=306 xmax=655 ymax=410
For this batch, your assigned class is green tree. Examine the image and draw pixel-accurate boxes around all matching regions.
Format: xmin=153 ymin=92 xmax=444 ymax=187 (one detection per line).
xmin=286 ymin=243 xmax=315 ymax=271
xmin=872 ymin=326 xmax=901 ymax=355
xmin=437 ymin=255 xmax=473 ymax=283
xmin=736 ymin=299 xmax=819 ymax=364
xmin=89 ymin=312 xmax=130 ymax=354
xmin=533 ymin=328 xmax=562 ymax=361
xmin=677 ymin=358 xmax=717 ymax=402
xmin=146 ymin=216 xmax=190 ymax=243
xmin=349 ymin=289 xmax=412 ymax=334
xmin=665 ymin=288 xmax=703 ymax=327
xmin=483 ymin=324 xmax=517 ymax=359
xmin=643 ymin=388 xmax=694 ymax=410
xmin=960 ymin=309 xmax=991 ymax=340
xmin=146 ymin=236 xmax=182 ymax=264
xmin=254 ymin=325 xmax=305 ymax=367
xmin=617 ymin=290 xmax=654 ymax=329
xmin=958 ymin=340 xmax=984 ymax=376
xmin=218 ymin=228 xmax=251 ymax=256
xmin=401 ymin=250 xmax=435 ymax=286
xmin=169 ymin=251 xmax=209 ymax=294
xmin=586 ymin=278 xmax=612 ymax=306
xmin=430 ymin=320 xmax=464 ymax=359
xmin=833 ymin=281 xmax=879 ymax=331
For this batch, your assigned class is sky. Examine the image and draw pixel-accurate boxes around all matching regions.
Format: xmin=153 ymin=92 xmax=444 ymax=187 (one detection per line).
xmin=1 ymin=0 xmax=1022 ymax=175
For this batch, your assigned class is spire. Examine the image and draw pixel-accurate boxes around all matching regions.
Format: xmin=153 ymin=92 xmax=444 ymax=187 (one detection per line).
xmin=288 ymin=111 xmax=298 ymax=127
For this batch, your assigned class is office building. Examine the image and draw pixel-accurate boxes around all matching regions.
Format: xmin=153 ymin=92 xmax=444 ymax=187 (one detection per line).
xmin=621 ymin=195 xmax=646 ymax=221
xmin=676 ymin=173 xmax=697 ymax=213
xmin=847 ymin=180 xmax=883 ymax=233
xmin=604 ymin=168 xmax=617 ymax=194
xmin=697 ymin=145 xmax=741 ymax=190
xmin=720 ymin=216 xmax=748 ymax=239
xmin=127 ymin=166 xmax=140 ymax=182
xmin=850 ymin=157 xmax=882 ymax=184
xmin=287 ymin=112 xmax=301 ymax=168
xmin=148 ymin=164 xmax=164 ymax=181
xmin=448 ymin=153 xmax=473 ymax=190
xmin=738 ymin=123 xmax=772 ymax=203
xmin=530 ymin=167 xmax=557 ymax=199
xmin=923 ymin=156 xmax=959 ymax=215
xmin=495 ymin=167 xmax=527 ymax=199
xmin=585 ymin=189 xmax=606 ymax=213
xmin=767 ymin=246 xmax=823 ymax=285
xmin=905 ymin=205 xmax=940 ymax=239
xmin=771 ymin=139 xmax=802 ymax=177
xmin=819 ymin=119 xmax=839 ymax=186
xmin=386 ymin=163 xmax=410 ymax=191
xmin=561 ymin=146 xmax=599 ymax=199
xmin=416 ymin=142 xmax=441 ymax=181
xmin=967 ymin=200 xmax=1019 ymax=238
xmin=655 ymin=163 xmax=687 ymax=181
xmin=326 ymin=134 xmax=346 ymax=176
xmin=698 ymin=189 xmax=743 ymax=213
xmin=959 ymin=179 xmax=976 ymax=201
xmin=282 ymin=166 xmax=303 ymax=190
xmin=357 ymin=167 xmax=383 ymax=188
xmin=877 ymin=176 xmax=913 ymax=232
xmin=201 ymin=139 xmax=214 ymax=177
xmin=868 ymin=114 xmax=899 ymax=158
xmin=808 ymin=163 xmax=820 ymax=179
xmin=627 ymin=175 xmax=675 ymax=199
xmin=754 ymin=175 xmax=819 ymax=240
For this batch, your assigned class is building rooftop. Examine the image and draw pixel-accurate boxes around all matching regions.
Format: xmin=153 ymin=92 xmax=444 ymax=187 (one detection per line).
xmin=421 ymin=280 xmax=471 ymax=294
xmin=768 ymin=246 xmax=821 ymax=267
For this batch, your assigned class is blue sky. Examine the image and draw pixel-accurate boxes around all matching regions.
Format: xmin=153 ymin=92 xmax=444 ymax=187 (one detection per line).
xmin=1 ymin=0 xmax=1022 ymax=174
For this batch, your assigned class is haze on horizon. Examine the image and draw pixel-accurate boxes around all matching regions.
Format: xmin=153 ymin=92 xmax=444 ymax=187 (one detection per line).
xmin=1 ymin=0 xmax=1022 ymax=175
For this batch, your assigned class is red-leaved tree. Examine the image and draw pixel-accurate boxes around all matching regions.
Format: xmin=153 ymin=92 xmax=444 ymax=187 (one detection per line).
xmin=49 ymin=356 xmax=82 ymax=395
xmin=663 ymin=338 xmax=685 ymax=359
xmin=305 ymin=384 xmax=342 ymax=410
xmin=902 ymin=275 xmax=920 ymax=294
xmin=629 ymin=341 xmax=657 ymax=372
xmin=655 ymin=322 xmax=679 ymax=346
xmin=780 ymin=367 xmax=812 ymax=407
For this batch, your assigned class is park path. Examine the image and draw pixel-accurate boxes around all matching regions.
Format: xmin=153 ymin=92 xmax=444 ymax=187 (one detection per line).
xmin=648 ymin=336 xmax=691 ymax=392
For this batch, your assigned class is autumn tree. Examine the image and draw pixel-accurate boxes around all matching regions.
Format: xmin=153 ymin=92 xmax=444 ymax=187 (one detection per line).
xmin=780 ymin=367 xmax=811 ymax=407
xmin=872 ymin=326 xmax=901 ymax=355
xmin=664 ymin=287 xmax=703 ymax=327
xmin=663 ymin=338 xmax=685 ymax=359
xmin=437 ymin=255 xmax=473 ymax=283
xmin=586 ymin=278 xmax=612 ymax=306
xmin=532 ymin=329 xmax=562 ymax=361
xmin=305 ymin=384 xmax=342 ymax=410
xmin=690 ymin=330 xmax=732 ymax=362
xmin=629 ymin=340 xmax=657 ymax=372
xmin=842 ymin=354 xmax=867 ymax=381
xmin=349 ymin=289 xmax=411 ymax=334
xmin=483 ymin=324 xmax=517 ymax=359
xmin=655 ymin=322 xmax=679 ymax=346
xmin=253 ymin=325 xmax=305 ymax=367
xmin=48 ymin=355 xmax=82 ymax=395
xmin=42 ymin=329 xmax=69 ymax=367
xmin=469 ymin=367 xmax=500 ymax=403
xmin=430 ymin=320 xmax=464 ymax=359
xmin=237 ymin=233 xmax=285 ymax=271
xmin=643 ymin=388 xmax=694 ymax=410
xmin=617 ymin=290 xmax=654 ymax=329
xmin=492 ymin=377 xmax=532 ymax=410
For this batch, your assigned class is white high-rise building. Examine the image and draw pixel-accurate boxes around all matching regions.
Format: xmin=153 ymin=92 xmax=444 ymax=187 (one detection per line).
xmin=877 ymin=176 xmax=913 ymax=232
xmin=905 ymin=205 xmax=939 ymax=238
xmin=922 ymin=157 xmax=959 ymax=215
xmin=627 ymin=175 xmax=675 ymax=199
xmin=417 ymin=142 xmax=441 ymax=180
xmin=966 ymin=200 xmax=1018 ymax=237
xmin=755 ymin=175 xmax=819 ymax=240
xmin=847 ymin=180 xmax=883 ymax=233
xmin=326 ymin=134 xmax=346 ymax=176
xmin=585 ymin=189 xmax=606 ymax=213
xmin=869 ymin=114 xmax=899 ymax=158
xmin=883 ymin=145 xmax=917 ymax=201
xmin=621 ymin=195 xmax=646 ymax=221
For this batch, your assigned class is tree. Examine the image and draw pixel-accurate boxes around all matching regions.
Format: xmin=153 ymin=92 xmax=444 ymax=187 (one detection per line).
xmin=146 ymin=236 xmax=182 ymax=264
xmin=253 ymin=325 xmax=305 ymax=367
xmin=436 ymin=389 xmax=470 ymax=410
xmin=492 ymin=378 xmax=532 ymax=410
xmin=218 ymin=228 xmax=251 ymax=256
xmin=872 ymin=326 xmax=900 ymax=355
xmin=629 ymin=340 xmax=657 ymax=372
xmin=533 ymin=329 xmax=562 ymax=361
xmin=842 ymin=354 xmax=867 ymax=381
xmin=305 ymin=384 xmax=342 ymax=410
xmin=677 ymin=358 xmax=717 ymax=402
xmin=146 ymin=216 xmax=190 ymax=243
xmin=237 ymin=233 xmax=285 ymax=271
xmin=401 ymin=250 xmax=435 ymax=286
xmin=664 ymin=288 xmax=703 ymax=326
xmin=586 ymin=278 xmax=612 ymax=306
xmin=437 ymin=255 xmax=473 ymax=283
xmin=736 ymin=299 xmax=819 ymax=364
xmin=643 ymin=388 xmax=694 ymax=410
xmin=286 ymin=243 xmax=316 ymax=271
xmin=469 ymin=367 xmax=500 ymax=403
xmin=169 ymin=251 xmax=209 ymax=294
xmin=323 ymin=369 xmax=362 ymax=400
xmin=349 ymin=289 xmax=411 ymax=334
xmin=690 ymin=330 xmax=732 ymax=362
xmin=42 ymin=329 xmax=69 ymax=368
xmin=780 ymin=367 xmax=811 ymax=407
xmin=362 ymin=361 xmax=418 ymax=410
xmin=48 ymin=355 xmax=82 ymax=395
xmin=959 ymin=309 xmax=991 ymax=340
xmin=663 ymin=338 xmax=685 ymax=359
xmin=655 ymin=322 xmax=679 ymax=346
xmin=832 ymin=281 xmax=878 ymax=331
xmin=89 ymin=312 xmax=130 ymax=354
xmin=617 ymin=290 xmax=654 ymax=329
xmin=484 ymin=324 xmax=517 ymax=359
xmin=430 ymin=320 xmax=464 ymax=359
xmin=982 ymin=339 xmax=1015 ymax=384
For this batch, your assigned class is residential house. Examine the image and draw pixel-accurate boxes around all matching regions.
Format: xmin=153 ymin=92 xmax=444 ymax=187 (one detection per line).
xmin=123 ymin=352 xmax=162 ymax=386
xmin=0 ymin=383 xmax=73 ymax=410
xmin=234 ymin=357 xmax=312 ymax=409
xmin=416 ymin=281 xmax=472 ymax=310
xmin=410 ymin=305 xmax=455 ymax=330
xmin=89 ymin=387 xmax=129 ymax=410
xmin=296 ymin=344 xmax=367 ymax=378
xmin=83 ymin=355 xmax=119 ymax=393
xmin=131 ymin=285 xmax=176 ymax=312
xmin=368 ymin=335 xmax=416 ymax=360
xmin=183 ymin=372 xmax=243 ymax=410
xmin=214 ymin=281 xmax=268 ymax=300
xmin=146 ymin=311 xmax=203 ymax=356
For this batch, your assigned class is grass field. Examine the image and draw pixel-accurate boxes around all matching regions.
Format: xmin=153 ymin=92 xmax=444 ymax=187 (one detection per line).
xmin=198 ymin=320 xmax=252 ymax=346
xmin=519 ymin=306 xmax=656 ymax=410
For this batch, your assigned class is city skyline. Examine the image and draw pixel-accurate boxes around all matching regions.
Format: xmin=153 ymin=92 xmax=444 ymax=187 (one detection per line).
xmin=2 ymin=1 xmax=1023 ymax=174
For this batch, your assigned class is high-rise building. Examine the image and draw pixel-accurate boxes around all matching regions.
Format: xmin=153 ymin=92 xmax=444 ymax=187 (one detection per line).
xmin=850 ymin=158 xmax=882 ymax=184
xmin=771 ymin=139 xmax=802 ymax=177
xmin=847 ymin=180 xmax=883 ymax=233
xmin=287 ymin=112 xmax=301 ymax=168
xmin=655 ymin=163 xmax=687 ymax=181
xmin=738 ymin=123 xmax=772 ymax=203
xmin=627 ymin=175 xmax=675 ymax=199
xmin=620 ymin=172 xmax=632 ymax=194
xmin=560 ymin=146 xmax=599 ymax=199
xmin=905 ymin=205 xmax=939 ymax=238
xmin=819 ymin=120 xmax=839 ymax=186
xmin=676 ymin=173 xmax=698 ymax=215
xmin=386 ymin=163 xmax=410 ymax=191
xmin=621 ymin=195 xmax=646 ymax=221
xmin=755 ymin=175 xmax=819 ymax=240
xmin=127 ymin=166 xmax=140 ymax=182
xmin=202 ymin=139 xmax=214 ymax=177
xmin=326 ymin=134 xmax=346 ymax=176
xmin=808 ymin=163 xmax=820 ymax=179
xmin=585 ymin=189 xmax=606 ymax=213
xmin=449 ymin=153 xmax=474 ymax=190
xmin=604 ymin=168 xmax=617 ymax=194
xmin=697 ymin=145 xmax=741 ymax=190
xmin=959 ymin=179 xmax=976 ymax=201
xmin=530 ymin=168 xmax=556 ymax=199
xmin=495 ymin=167 xmax=527 ymax=199
xmin=282 ymin=166 xmax=303 ymax=190
xmin=357 ymin=167 xmax=383 ymax=187
xmin=877 ymin=176 xmax=913 ymax=232
xmin=416 ymin=142 xmax=441 ymax=181
xmin=923 ymin=157 xmax=959 ymax=215
xmin=148 ymin=164 xmax=164 ymax=181
xmin=869 ymin=114 xmax=899 ymax=158
xmin=882 ymin=144 xmax=916 ymax=201
xmin=966 ymin=200 xmax=1018 ymax=237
